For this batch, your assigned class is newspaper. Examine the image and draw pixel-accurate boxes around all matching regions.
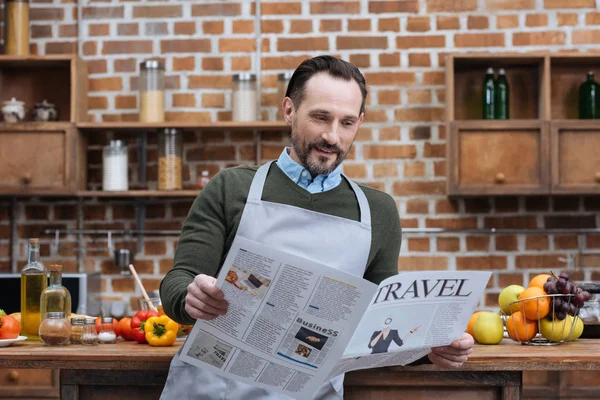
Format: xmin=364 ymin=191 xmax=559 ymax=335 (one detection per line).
xmin=180 ymin=236 xmax=491 ymax=399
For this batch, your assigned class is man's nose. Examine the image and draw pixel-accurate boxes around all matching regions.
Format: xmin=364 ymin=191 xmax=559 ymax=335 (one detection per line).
xmin=322 ymin=122 xmax=340 ymax=145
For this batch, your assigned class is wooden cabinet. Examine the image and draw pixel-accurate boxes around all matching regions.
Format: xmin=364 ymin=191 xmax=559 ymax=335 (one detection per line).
xmin=447 ymin=53 xmax=600 ymax=196
xmin=524 ymin=370 xmax=600 ymax=399
xmin=0 ymin=123 xmax=86 ymax=195
xmin=0 ymin=368 xmax=59 ymax=399
xmin=448 ymin=121 xmax=549 ymax=196
xmin=552 ymin=121 xmax=600 ymax=194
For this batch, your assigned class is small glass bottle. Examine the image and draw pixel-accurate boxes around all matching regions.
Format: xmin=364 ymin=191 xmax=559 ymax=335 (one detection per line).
xmin=5 ymin=0 xmax=30 ymax=55
xmin=232 ymin=73 xmax=258 ymax=122
xmin=103 ymin=139 xmax=129 ymax=191
xmin=98 ymin=317 xmax=117 ymax=344
xmin=139 ymin=59 xmax=165 ymax=123
xmin=579 ymin=71 xmax=600 ymax=119
xmin=494 ymin=68 xmax=510 ymax=120
xmin=81 ymin=318 xmax=99 ymax=345
xmin=482 ymin=67 xmax=495 ymax=120
xmin=40 ymin=264 xmax=72 ymax=320
xmin=277 ymin=72 xmax=293 ymax=120
xmin=39 ymin=312 xmax=71 ymax=346
xmin=21 ymin=238 xmax=47 ymax=340
xmin=70 ymin=317 xmax=84 ymax=344
xmin=158 ymin=128 xmax=183 ymax=190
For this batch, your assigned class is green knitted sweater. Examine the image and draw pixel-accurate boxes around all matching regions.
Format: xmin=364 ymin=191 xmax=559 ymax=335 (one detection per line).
xmin=160 ymin=163 xmax=402 ymax=325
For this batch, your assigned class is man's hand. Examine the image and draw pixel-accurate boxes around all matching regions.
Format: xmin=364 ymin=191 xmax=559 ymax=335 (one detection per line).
xmin=428 ymin=332 xmax=474 ymax=369
xmin=185 ymin=274 xmax=229 ymax=320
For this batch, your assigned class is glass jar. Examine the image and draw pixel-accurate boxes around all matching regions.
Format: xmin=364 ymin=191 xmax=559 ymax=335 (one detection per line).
xmin=232 ymin=73 xmax=258 ymax=122
xmin=158 ymin=128 xmax=183 ymax=190
xmin=81 ymin=317 xmax=98 ymax=345
xmin=40 ymin=264 xmax=71 ymax=320
xmin=139 ymin=59 xmax=165 ymax=123
xmin=276 ymin=72 xmax=293 ymax=120
xmin=70 ymin=317 xmax=84 ymax=344
xmin=98 ymin=317 xmax=117 ymax=344
xmin=5 ymin=0 xmax=29 ymax=55
xmin=39 ymin=312 xmax=71 ymax=346
xmin=103 ymin=140 xmax=129 ymax=191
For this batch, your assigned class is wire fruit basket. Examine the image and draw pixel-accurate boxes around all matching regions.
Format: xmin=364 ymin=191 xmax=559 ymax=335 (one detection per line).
xmin=500 ymin=294 xmax=581 ymax=346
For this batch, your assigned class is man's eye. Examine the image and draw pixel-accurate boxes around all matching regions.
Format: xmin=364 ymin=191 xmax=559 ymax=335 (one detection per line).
xmin=342 ymin=121 xmax=354 ymax=127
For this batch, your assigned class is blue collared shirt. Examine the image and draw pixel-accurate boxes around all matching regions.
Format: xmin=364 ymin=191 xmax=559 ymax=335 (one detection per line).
xmin=276 ymin=148 xmax=342 ymax=193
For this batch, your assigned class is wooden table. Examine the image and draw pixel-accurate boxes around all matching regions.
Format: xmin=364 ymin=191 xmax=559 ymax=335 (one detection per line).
xmin=1 ymin=339 xmax=599 ymax=400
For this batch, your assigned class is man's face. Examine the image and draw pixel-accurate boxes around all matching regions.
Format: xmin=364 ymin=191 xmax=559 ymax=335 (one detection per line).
xmin=282 ymin=72 xmax=364 ymax=177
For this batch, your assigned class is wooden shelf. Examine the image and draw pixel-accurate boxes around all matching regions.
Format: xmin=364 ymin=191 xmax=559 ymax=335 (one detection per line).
xmin=77 ymin=190 xmax=200 ymax=198
xmin=76 ymin=121 xmax=290 ymax=132
xmin=0 ymin=122 xmax=74 ymax=131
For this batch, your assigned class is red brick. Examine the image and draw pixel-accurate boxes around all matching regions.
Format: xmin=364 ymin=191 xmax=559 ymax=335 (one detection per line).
xmin=203 ymin=21 xmax=224 ymax=35
xmin=31 ymin=7 xmax=64 ymax=20
xmin=231 ymin=57 xmax=252 ymax=71
xmin=311 ymin=1 xmax=360 ymax=13
xmin=468 ymin=16 xmax=489 ymax=29
xmin=484 ymin=216 xmax=537 ymax=229
xmin=232 ymin=20 xmax=254 ymax=34
xmin=174 ymin=21 xmax=196 ymax=35
xmin=558 ymin=13 xmax=578 ymax=26
xmin=437 ymin=16 xmax=460 ymax=30
xmin=435 ymin=199 xmax=459 ymax=213
xmin=393 ymin=181 xmax=445 ymax=195
xmin=406 ymin=90 xmax=431 ymax=104
xmin=202 ymin=57 xmax=224 ymax=71
xmin=455 ymin=33 xmax=505 ymax=47
xmin=46 ymin=42 xmax=77 ymax=54
xmin=378 ymin=17 xmax=400 ymax=32
xmin=407 ymin=17 xmax=430 ymax=32
xmin=379 ymin=53 xmax=400 ymax=67
xmin=25 ymin=206 xmax=49 ymax=220
xmin=115 ymin=95 xmax=136 ymax=109
xmin=202 ymin=93 xmax=224 ymax=108
xmin=262 ymin=55 xmax=309 ymax=70
xmin=404 ymin=162 xmax=426 ymax=177
xmin=88 ymin=96 xmax=108 ymax=109
xmin=408 ymin=238 xmax=430 ymax=252
xmin=494 ymin=236 xmax=518 ymax=251
xmin=278 ymin=37 xmax=329 ymax=51
xmin=588 ymin=235 xmax=600 ymax=248
xmin=406 ymin=199 xmax=429 ymax=214
xmin=86 ymin=59 xmax=107 ymax=74
xmin=586 ymin=12 xmax=600 ymax=25
xmin=320 ymin=20 xmax=342 ymax=32
xmin=515 ymin=255 xmax=567 ymax=269
xmin=145 ymin=22 xmax=168 ymax=36
xmin=134 ymin=5 xmax=182 ymax=18
xmin=409 ymin=53 xmax=431 ymax=67
xmin=59 ymin=24 xmax=77 ymax=37
xmin=192 ymin=3 xmax=242 ymax=16
xmin=467 ymin=236 xmax=490 ymax=251
xmin=348 ymin=19 xmax=371 ymax=31
xmin=397 ymin=256 xmax=448 ymax=271
xmin=262 ymin=20 xmax=284 ymax=33
xmin=117 ymin=23 xmax=138 ymax=36
xmin=544 ymin=0 xmax=595 ymax=8
xmin=343 ymin=163 xmax=367 ymax=179
xmin=159 ymin=259 xmax=174 ymax=274
xmin=363 ymin=145 xmax=416 ymax=159
xmin=525 ymin=236 xmax=549 ymax=250
xmin=526 ymin=14 xmax=548 ymax=27
xmin=364 ymin=72 xmax=416 ymax=85
xmin=378 ymin=89 xmax=400 ymax=105
xmin=257 ymin=2 xmax=302 ymax=14
xmin=172 ymin=92 xmax=197 ymax=107
xmin=423 ymin=143 xmax=445 ymax=158
xmin=394 ymin=108 xmax=444 ymax=122
xmin=82 ymin=6 xmax=123 ymax=19
xmin=457 ymin=256 xmax=507 ymax=271
xmin=553 ymin=235 xmax=578 ymax=249
xmin=112 ymin=279 xmax=135 ymax=292
xmin=513 ymin=31 xmax=566 ymax=46
xmin=161 ymin=39 xmax=211 ymax=53
xmin=173 ymin=57 xmax=195 ymax=72
xmin=426 ymin=217 xmax=478 ymax=229
xmin=371 ymin=162 xmax=397 ymax=178
xmin=497 ymin=15 xmax=520 ymax=28
xmin=290 ymin=20 xmax=312 ymax=33
xmin=380 ymin=126 xmax=400 ymax=140
xmin=114 ymin=58 xmax=136 ymax=73
xmin=486 ymin=0 xmax=535 ymax=10
xmin=89 ymin=77 xmax=122 ymax=92
xmin=397 ymin=35 xmax=445 ymax=49
xmin=427 ymin=0 xmax=477 ymax=12
xmin=31 ymin=25 xmax=52 ymax=38
xmin=103 ymin=40 xmax=152 ymax=55
xmin=437 ymin=238 xmax=460 ymax=252
xmin=165 ymin=112 xmax=210 ymax=123
xmin=141 ymin=279 xmax=162 ymax=293
xmin=434 ymin=161 xmax=446 ymax=177
xmin=219 ymin=38 xmax=255 ymax=52
xmin=337 ymin=36 xmax=388 ymax=50
xmin=88 ymin=23 xmax=109 ymax=36
xmin=573 ymin=30 xmax=600 ymax=44
xmin=187 ymin=146 xmax=236 ymax=161
xmin=545 ymin=215 xmax=595 ymax=229
xmin=498 ymin=273 xmax=525 ymax=288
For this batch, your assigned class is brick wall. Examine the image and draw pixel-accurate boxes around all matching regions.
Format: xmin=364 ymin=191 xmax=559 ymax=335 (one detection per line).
xmin=2 ymin=0 xmax=600 ymax=313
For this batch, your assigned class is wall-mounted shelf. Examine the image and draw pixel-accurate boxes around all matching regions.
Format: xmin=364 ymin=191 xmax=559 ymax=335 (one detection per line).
xmin=77 ymin=190 xmax=200 ymax=198
xmin=76 ymin=121 xmax=289 ymax=132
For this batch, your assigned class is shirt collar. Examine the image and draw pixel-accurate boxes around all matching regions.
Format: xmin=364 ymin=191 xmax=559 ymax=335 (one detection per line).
xmin=276 ymin=147 xmax=342 ymax=193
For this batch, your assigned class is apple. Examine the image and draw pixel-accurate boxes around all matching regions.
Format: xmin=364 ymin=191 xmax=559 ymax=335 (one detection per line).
xmin=473 ymin=312 xmax=504 ymax=345
xmin=498 ymin=285 xmax=525 ymax=315
xmin=568 ymin=316 xmax=584 ymax=341
xmin=539 ymin=316 xmax=572 ymax=342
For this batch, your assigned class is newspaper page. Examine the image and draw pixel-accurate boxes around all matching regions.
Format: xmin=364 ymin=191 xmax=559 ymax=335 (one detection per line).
xmin=327 ymin=271 xmax=491 ymax=379
xmin=179 ymin=236 xmax=379 ymax=400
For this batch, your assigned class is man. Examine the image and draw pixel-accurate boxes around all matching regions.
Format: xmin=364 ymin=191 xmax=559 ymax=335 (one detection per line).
xmin=160 ymin=55 xmax=473 ymax=399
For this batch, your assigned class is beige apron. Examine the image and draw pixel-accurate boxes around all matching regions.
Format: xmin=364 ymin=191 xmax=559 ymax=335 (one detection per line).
xmin=161 ymin=161 xmax=372 ymax=399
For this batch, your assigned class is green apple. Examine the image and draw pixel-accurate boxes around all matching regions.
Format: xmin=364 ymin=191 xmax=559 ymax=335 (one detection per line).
xmin=568 ymin=316 xmax=584 ymax=341
xmin=539 ymin=316 xmax=572 ymax=342
xmin=498 ymin=285 xmax=526 ymax=315
xmin=473 ymin=312 xmax=504 ymax=345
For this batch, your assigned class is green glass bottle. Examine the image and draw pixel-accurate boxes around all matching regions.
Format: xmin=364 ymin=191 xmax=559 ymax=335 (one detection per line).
xmin=578 ymin=71 xmax=599 ymax=119
xmin=494 ymin=68 xmax=509 ymax=120
xmin=482 ymin=67 xmax=495 ymax=119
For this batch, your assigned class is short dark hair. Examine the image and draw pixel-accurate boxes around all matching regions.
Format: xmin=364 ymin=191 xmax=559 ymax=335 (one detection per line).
xmin=285 ymin=55 xmax=368 ymax=115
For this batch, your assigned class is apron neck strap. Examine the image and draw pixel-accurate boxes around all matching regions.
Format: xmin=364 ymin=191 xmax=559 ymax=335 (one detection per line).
xmin=247 ymin=160 xmax=371 ymax=226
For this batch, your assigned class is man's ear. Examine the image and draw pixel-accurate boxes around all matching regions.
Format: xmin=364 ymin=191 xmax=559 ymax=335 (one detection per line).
xmin=282 ymin=97 xmax=294 ymax=125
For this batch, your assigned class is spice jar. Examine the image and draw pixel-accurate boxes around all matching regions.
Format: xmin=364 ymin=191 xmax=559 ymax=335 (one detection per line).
xmin=139 ymin=59 xmax=165 ymax=123
xmin=5 ymin=0 xmax=29 ymax=56
xmin=276 ymin=72 xmax=293 ymax=120
xmin=39 ymin=312 xmax=71 ymax=346
xmin=103 ymin=140 xmax=129 ymax=191
xmin=232 ymin=73 xmax=258 ymax=122
xmin=98 ymin=317 xmax=117 ymax=344
xmin=158 ymin=128 xmax=183 ymax=190
xmin=81 ymin=317 xmax=98 ymax=345
xmin=70 ymin=317 xmax=84 ymax=344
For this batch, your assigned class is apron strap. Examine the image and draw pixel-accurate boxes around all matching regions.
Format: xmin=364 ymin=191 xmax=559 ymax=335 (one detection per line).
xmin=247 ymin=160 xmax=371 ymax=226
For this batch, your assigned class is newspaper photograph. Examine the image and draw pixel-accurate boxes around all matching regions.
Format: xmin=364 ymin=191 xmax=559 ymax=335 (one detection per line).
xmin=180 ymin=236 xmax=491 ymax=399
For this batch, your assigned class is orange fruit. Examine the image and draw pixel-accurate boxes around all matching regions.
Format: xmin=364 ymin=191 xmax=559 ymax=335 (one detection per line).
xmin=466 ymin=311 xmax=484 ymax=337
xmin=528 ymin=274 xmax=552 ymax=291
xmin=506 ymin=311 xmax=538 ymax=342
xmin=518 ymin=287 xmax=550 ymax=320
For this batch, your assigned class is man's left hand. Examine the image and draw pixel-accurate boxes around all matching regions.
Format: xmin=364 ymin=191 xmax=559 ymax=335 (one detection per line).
xmin=428 ymin=332 xmax=474 ymax=369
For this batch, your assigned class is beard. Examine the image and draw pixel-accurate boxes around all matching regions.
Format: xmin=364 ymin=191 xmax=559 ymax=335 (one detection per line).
xmin=290 ymin=128 xmax=351 ymax=177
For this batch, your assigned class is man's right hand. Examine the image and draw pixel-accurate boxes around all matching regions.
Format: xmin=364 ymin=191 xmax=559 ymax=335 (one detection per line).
xmin=185 ymin=274 xmax=229 ymax=320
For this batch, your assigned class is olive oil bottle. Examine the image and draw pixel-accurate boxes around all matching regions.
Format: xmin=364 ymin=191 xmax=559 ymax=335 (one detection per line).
xmin=40 ymin=264 xmax=71 ymax=319
xmin=20 ymin=238 xmax=47 ymax=340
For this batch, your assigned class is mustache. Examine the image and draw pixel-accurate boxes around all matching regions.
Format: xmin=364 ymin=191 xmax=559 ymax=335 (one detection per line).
xmin=308 ymin=140 xmax=342 ymax=155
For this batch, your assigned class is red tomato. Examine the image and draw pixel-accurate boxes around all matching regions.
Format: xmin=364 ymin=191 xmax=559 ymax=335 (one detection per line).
xmin=0 ymin=314 xmax=20 ymax=339
xmin=118 ymin=317 xmax=134 ymax=341
xmin=95 ymin=317 xmax=121 ymax=337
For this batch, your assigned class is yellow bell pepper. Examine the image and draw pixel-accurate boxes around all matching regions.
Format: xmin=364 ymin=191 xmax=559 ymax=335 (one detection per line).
xmin=145 ymin=315 xmax=178 ymax=346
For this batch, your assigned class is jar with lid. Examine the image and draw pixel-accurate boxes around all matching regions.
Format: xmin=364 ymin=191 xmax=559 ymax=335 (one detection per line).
xmin=98 ymin=317 xmax=117 ymax=344
xmin=232 ymin=73 xmax=258 ymax=122
xmin=139 ymin=59 xmax=165 ymax=123
xmin=39 ymin=312 xmax=71 ymax=346
xmin=81 ymin=317 xmax=98 ymax=345
xmin=158 ymin=128 xmax=183 ymax=190
xmin=70 ymin=317 xmax=84 ymax=344
xmin=5 ymin=0 xmax=29 ymax=55
xmin=276 ymin=72 xmax=293 ymax=120
xmin=103 ymin=140 xmax=129 ymax=191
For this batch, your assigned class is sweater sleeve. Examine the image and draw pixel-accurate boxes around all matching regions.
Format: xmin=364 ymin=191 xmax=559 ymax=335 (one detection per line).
xmin=159 ymin=171 xmax=229 ymax=325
